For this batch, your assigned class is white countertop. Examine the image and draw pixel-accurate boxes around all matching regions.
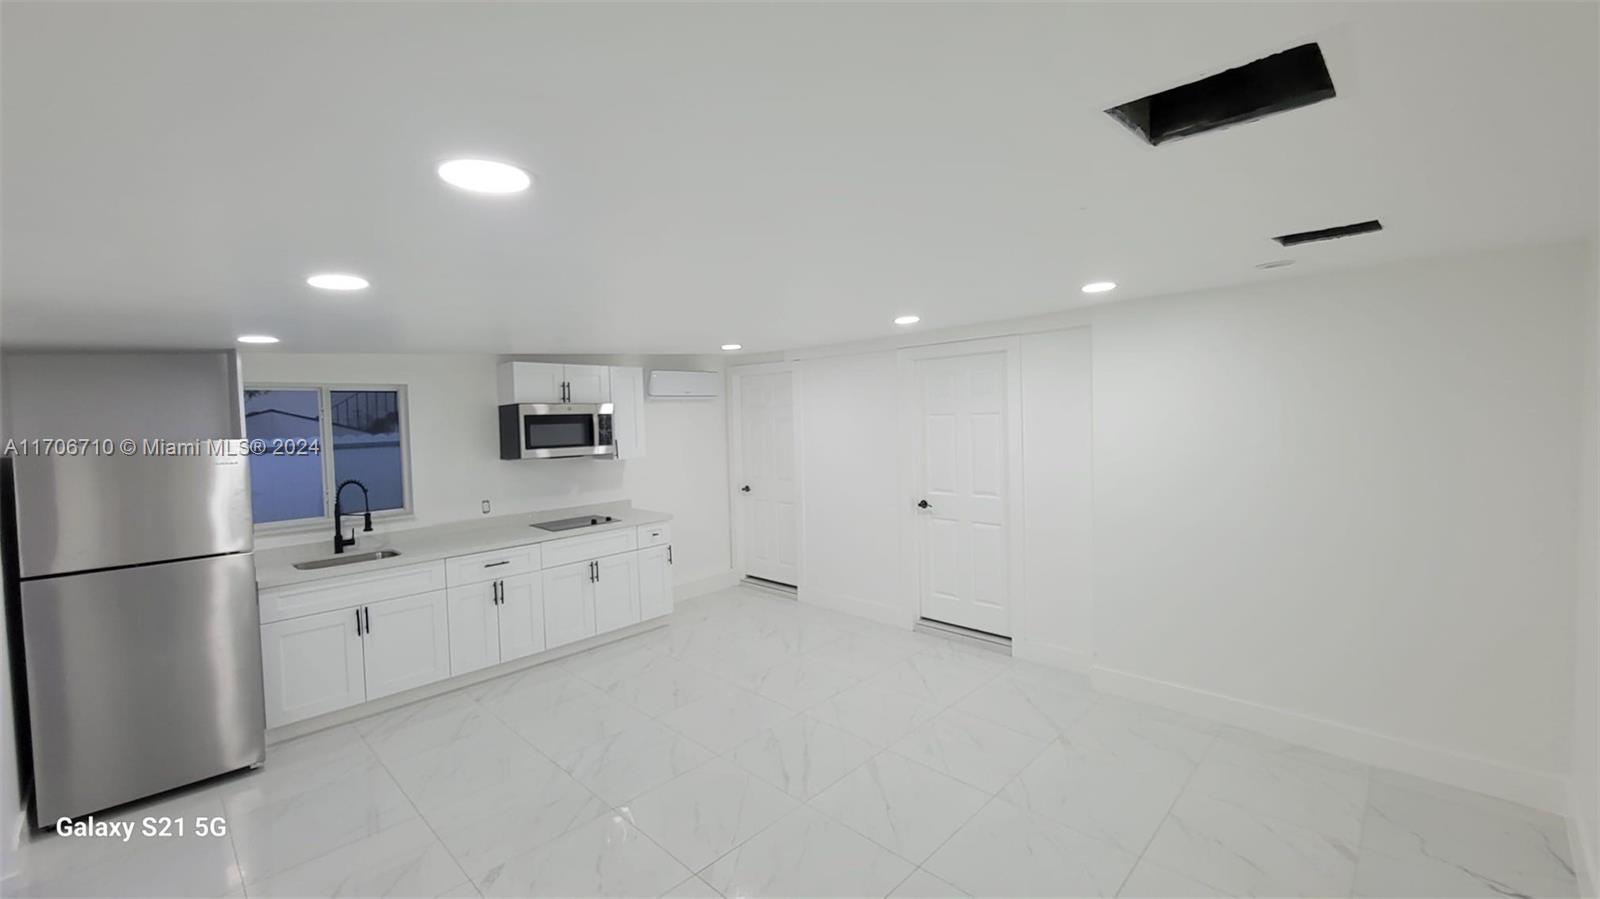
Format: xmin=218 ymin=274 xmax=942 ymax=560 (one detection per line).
xmin=254 ymin=501 xmax=671 ymax=589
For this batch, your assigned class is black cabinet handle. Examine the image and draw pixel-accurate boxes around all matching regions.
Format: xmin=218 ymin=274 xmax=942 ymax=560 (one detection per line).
xmin=363 ymin=607 xmax=372 ymax=633
xmin=355 ymin=608 xmax=363 ymax=636
xmin=667 ymin=545 xmax=673 ymax=565
xmin=484 ymin=560 xmax=510 ymax=568
xmin=740 ymin=485 xmax=751 ymax=493
xmin=917 ymin=499 xmax=931 ymax=509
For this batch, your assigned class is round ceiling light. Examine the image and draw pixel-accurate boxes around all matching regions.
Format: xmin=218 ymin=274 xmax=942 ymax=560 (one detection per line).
xmin=1081 ymin=281 xmax=1117 ymax=294
xmin=721 ymin=344 xmax=743 ymax=351
xmin=237 ymin=334 xmax=279 ymax=344
xmin=893 ymin=315 xmax=921 ymax=325
xmin=437 ymin=158 xmax=532 ymax=194
xmin=306 ymin=273 xmax=369 ymax=291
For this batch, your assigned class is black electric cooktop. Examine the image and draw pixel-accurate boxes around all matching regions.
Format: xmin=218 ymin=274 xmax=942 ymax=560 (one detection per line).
xmin=532 ymin=514 xmax=621 ymax=532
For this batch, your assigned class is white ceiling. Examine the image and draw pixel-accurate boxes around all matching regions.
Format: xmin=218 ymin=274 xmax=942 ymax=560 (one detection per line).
xmin=2 ymin=2 xmax=1595 ymax=354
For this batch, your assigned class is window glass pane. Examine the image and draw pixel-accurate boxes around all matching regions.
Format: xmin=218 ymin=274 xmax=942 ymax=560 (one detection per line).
xmin=330 ymin=390 xmax=405 ymax=512
xmin=243 ymin=388 xmax=325 ymax=523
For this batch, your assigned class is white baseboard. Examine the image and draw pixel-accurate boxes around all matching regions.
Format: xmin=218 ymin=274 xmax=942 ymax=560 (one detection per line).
xmin=677 ymin=569 xmax=741 ymax=600
xmin=1573 ymin=810 xmax=1597 ymax=899
xmin=799 ymin=587 xmax=909 ymax=629
xmin=1012 ymin=640 xmax=1094 ymax=674
xmin=1092 ymin=665 xmax=1568 ymax=815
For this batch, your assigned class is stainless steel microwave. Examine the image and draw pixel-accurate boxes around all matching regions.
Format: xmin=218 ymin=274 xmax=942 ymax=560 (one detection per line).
xmin=498 ymin=403 xmax=617 ymax=460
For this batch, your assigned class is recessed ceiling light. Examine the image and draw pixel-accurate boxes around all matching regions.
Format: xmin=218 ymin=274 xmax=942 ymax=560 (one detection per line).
xmin=1081 ymin=281 xmax=1117 ymax=294
xmin=893 ymin=315 xmax=921 ymax=325
xmin=237 ymin=334 xmax=279 ymax=344
xmin=306 ymin=273 xmax=369 ymax=291
xmin=437 ymin=158 xmax=532 ymax=194
xmin=721 ymin=344 xmax=742 ymax=351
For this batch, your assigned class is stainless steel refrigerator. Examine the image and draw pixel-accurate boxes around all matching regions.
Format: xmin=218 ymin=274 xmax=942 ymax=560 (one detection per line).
xmin=3 ymin=449 xmax=265 ymax=824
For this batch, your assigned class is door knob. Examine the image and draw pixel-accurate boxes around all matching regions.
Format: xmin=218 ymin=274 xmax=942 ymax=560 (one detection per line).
xmin=740 ymin=485 xmax=751 ymax=493
xmin=916 ymin=499 xmax=931 ymax=509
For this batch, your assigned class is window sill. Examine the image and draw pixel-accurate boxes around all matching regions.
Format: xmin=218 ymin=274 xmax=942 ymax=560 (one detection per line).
xmin=254 ymin=511 xmax=416 ymax=539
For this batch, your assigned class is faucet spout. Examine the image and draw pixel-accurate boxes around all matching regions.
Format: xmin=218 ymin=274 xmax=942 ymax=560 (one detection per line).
xmin=332 ymin=479 xmax=373 ymax=554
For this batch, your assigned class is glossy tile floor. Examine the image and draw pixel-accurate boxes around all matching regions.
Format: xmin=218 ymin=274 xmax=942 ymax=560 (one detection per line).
xmin=4 ymin=585 xmax=1581 ymax=898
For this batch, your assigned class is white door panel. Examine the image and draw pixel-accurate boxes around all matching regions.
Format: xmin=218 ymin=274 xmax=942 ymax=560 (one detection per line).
xmin=497 ymin=573 xmax=546 ymax=662
xmin=362 ymin=591 xmax=450 ymax=700
xmin=914 ymin=352 xmax=1011 ymax=636
xmin=637 ymin=545 xmax=673 ymax=620
xmin=737 ymin=370 xmax=799 ymax=585
xmin=543 ymin=561 xmax=596 ymax=649
xmin=563 ymin=365 xmax=611 ymax=403
xmin=446 ymin=583 xmax=500 ymax=676
xmin=594 ymin=553 xmax=640 ymax=633
xmin=260 ymin=607 xmax=365 ymax=728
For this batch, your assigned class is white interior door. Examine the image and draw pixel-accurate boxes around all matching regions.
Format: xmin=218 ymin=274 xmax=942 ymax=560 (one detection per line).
xmin=736 ymin=370 xmax=800 ymax=585
xmin=912 ymin=351 xmax=1012 ymax=636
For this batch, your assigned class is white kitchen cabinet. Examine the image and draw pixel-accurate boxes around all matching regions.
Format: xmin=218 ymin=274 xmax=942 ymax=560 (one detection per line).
xmin=564 ymin=365 xmax=611 ymax=404
xmin=637 ymin=544 xmax=674 ymax=621
xmin=543 ymin=560 xmax=597 ymax=649
xmin=261 ymin=607 xmax=366 ymax=729
xmin=498 ymin=362 xmax=612 ymax=404
xmin=362 ymin=591 xmax=451 ymax=700
xmin=447 ymin=582 xmax=501 ymax=676
xmin=497 ymin=572 xmax=545 ymax=662
xmin=593 ymin=552 xmax=641 ymax=633
xmin=609 ymin=366 xmax=647 ymax=459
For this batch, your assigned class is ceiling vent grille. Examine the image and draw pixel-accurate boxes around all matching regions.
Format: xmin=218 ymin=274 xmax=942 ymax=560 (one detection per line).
xmin=1106 ymin=43 xmax=1336 ymax=146
xmin=1273 ymin=219 xmax=1383 ymax=246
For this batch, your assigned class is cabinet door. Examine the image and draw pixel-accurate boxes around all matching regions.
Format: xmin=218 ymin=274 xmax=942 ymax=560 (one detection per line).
xmin=446 ymin=582 xmax=500 ymax=676
xmin=637 ymin=545 xmax=674 ymax=621
xmin=563 ymin=365 xmax=611 ymax=403
xmin=500 ymin=362 xmax=567 ymax=404
xmin=497 ymin=573 xmax=546 ymax=662
xmin=594 ymin=552 xmax=641 ymax=634
xmin=363 ymin=590 xmax=451 ymax=700
xmin=542 ymin=561 xmax=596 ymax=650
xmin=609 ymin=366 xmax=646 ymax=459
xmin=260 ymin=607 xmax=365 ymax=728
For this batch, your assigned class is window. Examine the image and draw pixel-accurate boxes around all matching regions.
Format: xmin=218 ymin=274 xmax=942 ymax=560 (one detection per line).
xmin=243 ymin=385 xmax=411 ymax=527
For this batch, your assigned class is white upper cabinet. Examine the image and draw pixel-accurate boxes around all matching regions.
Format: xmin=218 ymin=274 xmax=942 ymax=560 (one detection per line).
xmin=609 ymin=366 xmax=647 ymax=459
xmin=563 ymin=365 xmax=611 ymax=404
xmin=499 ymin=362 xmax=612 ymax=405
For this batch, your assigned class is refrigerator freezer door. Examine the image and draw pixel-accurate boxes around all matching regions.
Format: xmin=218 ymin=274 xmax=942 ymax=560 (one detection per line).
xmin=21 ymin=552 xmax=265 ymax=823
xmin=10 ymin=448 xmax=253 ymax=579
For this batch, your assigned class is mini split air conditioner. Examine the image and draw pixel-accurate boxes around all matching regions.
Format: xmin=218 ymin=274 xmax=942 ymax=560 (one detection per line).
xmin=647 ymin=370 xmax=720 ymax=399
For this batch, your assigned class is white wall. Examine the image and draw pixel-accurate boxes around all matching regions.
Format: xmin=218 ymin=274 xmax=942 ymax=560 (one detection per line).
xmin=1092 ymin=244 xmax=1585 ymax=811
xmin=240 ymin=353 xmax=733 ymax=587
xmin=1016 ymin=328 xmax=1094 ymax=670
xmin=1572 ymin=240 xmax=1599 ymax=895
xmin=795 ymin=352 xmax=902 ymax=625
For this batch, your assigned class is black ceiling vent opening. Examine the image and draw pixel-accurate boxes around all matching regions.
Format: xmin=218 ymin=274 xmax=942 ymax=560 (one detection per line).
xmin=1273 ymin=219 xmax=1383 ymax=247
xmin=1106 ymin=43 xmax=1336 ymax=146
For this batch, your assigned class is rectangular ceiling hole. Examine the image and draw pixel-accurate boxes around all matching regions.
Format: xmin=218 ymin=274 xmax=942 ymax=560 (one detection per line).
xmin=1273 ymin=219 xmax=1383 ymax=246
xmin=1106 ymin=43 xmax=1336 ymax=146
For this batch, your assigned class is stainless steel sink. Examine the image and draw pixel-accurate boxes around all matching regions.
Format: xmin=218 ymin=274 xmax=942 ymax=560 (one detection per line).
xmin=293 ymin=549 xmax=402 ymax=570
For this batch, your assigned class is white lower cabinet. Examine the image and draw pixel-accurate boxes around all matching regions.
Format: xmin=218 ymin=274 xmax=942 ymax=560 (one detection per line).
xmin=261 ymin=607 xmax=366 ymax=729
xmin=543 ymin=560 xmax=597 ymax=649
xmin=497 ymin=573 xmax=545 ymax=662
xmin=638 ymin=544 xmax=674 ymax=621
xmin=447 ymin=582 xmax=501 ymax=676
xmin=594 ymin=552 xmax=641 ymax=633
xmin=362 ymin=591 xmax=451 ymax=700
xmin=261 ymin=521 xmax=674 ymax=730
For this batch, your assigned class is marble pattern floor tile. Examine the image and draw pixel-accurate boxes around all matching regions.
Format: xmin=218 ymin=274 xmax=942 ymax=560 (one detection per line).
xmin=19 ymin=585 xmax=1583 ymax=899
xmin=700 ymin=806 xmax=916 ymax=898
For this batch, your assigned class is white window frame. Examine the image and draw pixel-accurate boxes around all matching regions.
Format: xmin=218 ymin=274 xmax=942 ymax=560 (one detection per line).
xmin=244 ymin=382 xmax=414 ymax=533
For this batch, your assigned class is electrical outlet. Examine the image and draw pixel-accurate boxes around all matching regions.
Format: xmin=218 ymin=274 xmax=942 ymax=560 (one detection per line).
xmin=481 ymin=500 xmax=491 ymax=515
